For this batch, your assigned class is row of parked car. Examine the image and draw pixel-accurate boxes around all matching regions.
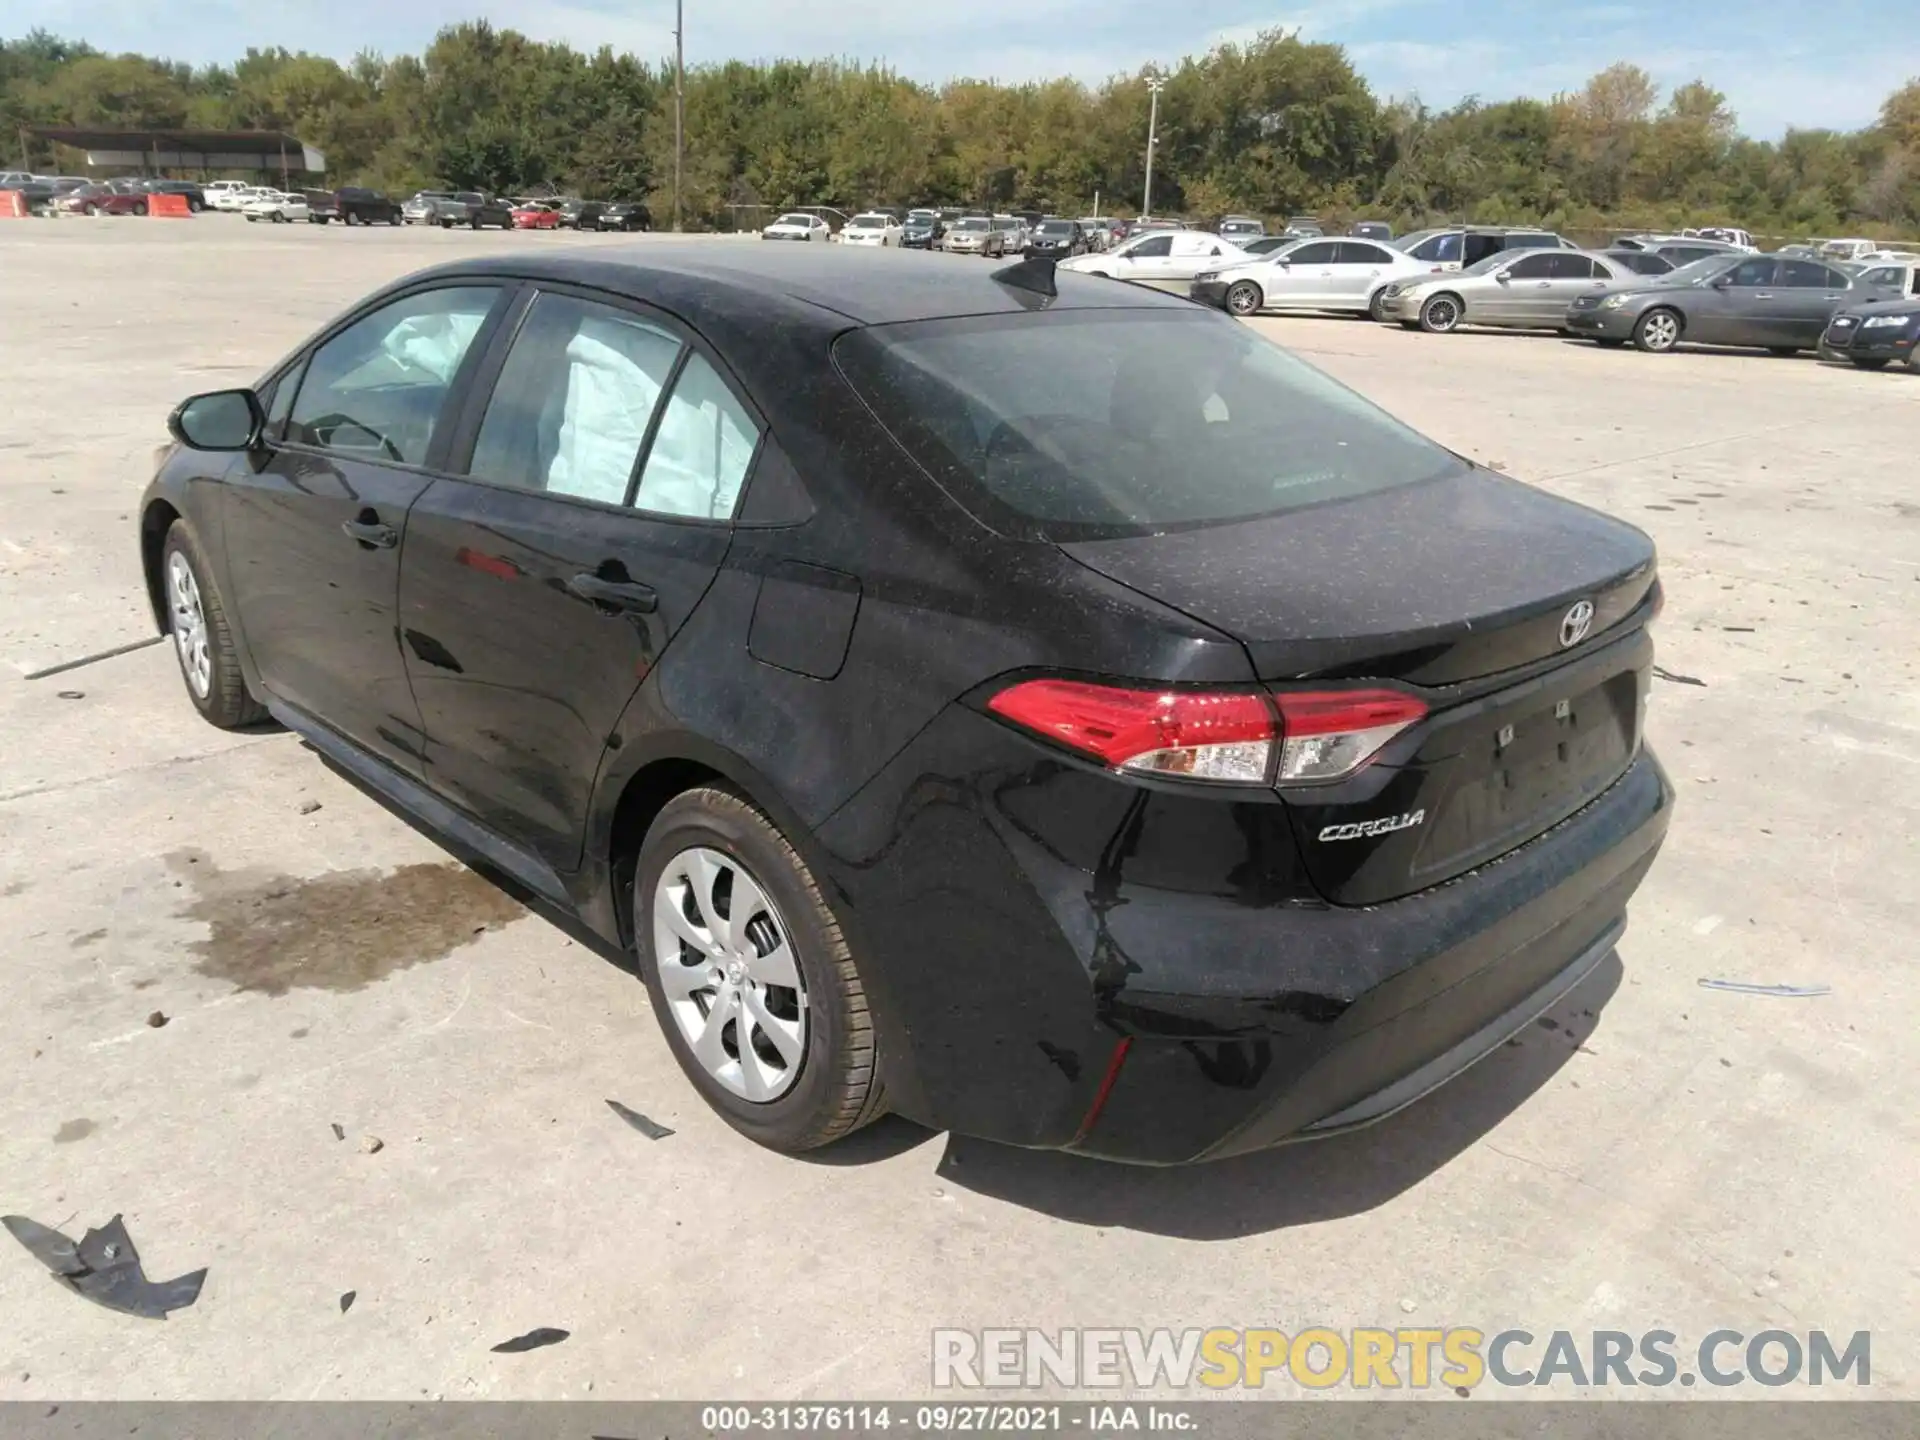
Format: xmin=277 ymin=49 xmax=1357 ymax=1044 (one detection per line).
xmin=1065 ymin=220 xmax=1920 ymax=370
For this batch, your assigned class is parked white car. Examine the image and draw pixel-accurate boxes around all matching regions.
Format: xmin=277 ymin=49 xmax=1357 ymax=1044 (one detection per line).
xmin=840 ymin=212 xmax=904 ymax=247
xmin=1189 ymin=236 xmax=1444 ymax=318
xmin=994 ymin=214 xmax=1030 ymax=253
xmin=1059 ymin=229 xmax=1247 ymax=289
xmin=242 ymin=190 xmax=310 ymax=223
xmin=762 ymin=212 xmax=831 ymax=242
xmin=1819 ymin=238 xmax=1878 ymax=263
xmin=203 ymin=180 xmax=252 ymax=211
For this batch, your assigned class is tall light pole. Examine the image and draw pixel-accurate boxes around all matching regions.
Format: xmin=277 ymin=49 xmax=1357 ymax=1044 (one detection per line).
xmin=1142 ymin=74 xmax=1165 ymax=220
xmin=672 ymin=0 xmax=684 ymax=232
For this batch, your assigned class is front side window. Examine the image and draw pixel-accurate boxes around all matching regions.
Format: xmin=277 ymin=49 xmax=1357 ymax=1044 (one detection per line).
xmin=1504 ymin=253 xmax=1558 ymax=279
xmin=1124 ymin=235 xmax=1173 ymax=258
xmin=287 ymin=286 xmax=498 ymax=466
xmin=1725 ymin=258 xmax=1778 ymax=287
xmin=1289 ymin=241 xmax=1339 ymax=265
xmin=835 ymin=309 xmax=1464 ymax=542
xmin=468 ymin=293 xmax=683 ymax=505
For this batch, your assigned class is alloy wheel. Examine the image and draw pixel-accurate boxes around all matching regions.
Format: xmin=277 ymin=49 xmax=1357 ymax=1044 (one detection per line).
xmin=167 ymin=551 xmax=212 ymax=699
xmin=1226 ymin=281 xmax=1262 ymax=316
xmin=652 ymin=846 xmax=807 ymax=1103
xmin=1423 ymin=296 xmax=1460 ymax=332
xmin=1638 ymin=310 xmax=1680 ymax=352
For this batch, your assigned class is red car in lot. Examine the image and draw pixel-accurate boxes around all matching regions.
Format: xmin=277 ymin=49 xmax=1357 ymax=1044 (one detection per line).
xmin=511 ymin=202 xmax=561 ymax=230
xmin=58 ymin=182 xmax=149 ymax=216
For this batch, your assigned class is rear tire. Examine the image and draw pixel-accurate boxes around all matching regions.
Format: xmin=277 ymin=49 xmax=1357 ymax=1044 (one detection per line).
xmin=635 ymin=787 xmax=886 ymax=1153
xmin=160 ymin=522 xmax=267 ymax=731
xmin=1368 ymin=288 xmax=1392 ymax=322
xmin=133 ymin=201 xmax=148 ymax=216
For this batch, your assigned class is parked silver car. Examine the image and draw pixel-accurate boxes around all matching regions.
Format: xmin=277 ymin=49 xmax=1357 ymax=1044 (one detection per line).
xmin=1189 ymin=236 xmax=1438 ymax=317
xmin=1378 ymin=249 xmax=1638 ymax=333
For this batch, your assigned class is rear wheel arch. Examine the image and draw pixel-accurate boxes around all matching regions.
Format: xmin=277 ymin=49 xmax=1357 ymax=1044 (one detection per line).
xmin=599 ymin=741 xmax=834 ymax=953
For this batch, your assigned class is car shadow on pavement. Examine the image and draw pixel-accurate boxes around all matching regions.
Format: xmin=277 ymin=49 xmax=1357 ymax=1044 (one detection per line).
xmin=932 ymin=951 xmax=1623 ymax=1240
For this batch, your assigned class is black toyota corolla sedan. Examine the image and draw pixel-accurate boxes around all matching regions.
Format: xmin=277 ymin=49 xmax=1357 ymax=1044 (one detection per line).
xmin=139 ymin=246 xmax=1671 ymax=1164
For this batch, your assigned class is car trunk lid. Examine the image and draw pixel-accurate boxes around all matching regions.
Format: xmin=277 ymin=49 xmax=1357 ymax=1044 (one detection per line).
xmin=1061 ymin=467 xmax=1657 ymax=904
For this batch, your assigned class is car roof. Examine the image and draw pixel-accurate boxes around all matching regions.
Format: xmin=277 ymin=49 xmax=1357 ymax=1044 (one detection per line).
xmin=417 ymin=242 xmax=1201 ymax=327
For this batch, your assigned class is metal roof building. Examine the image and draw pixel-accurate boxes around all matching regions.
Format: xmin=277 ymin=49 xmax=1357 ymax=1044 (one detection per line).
xmin=27 ymin=127 xmax=324 ymax=176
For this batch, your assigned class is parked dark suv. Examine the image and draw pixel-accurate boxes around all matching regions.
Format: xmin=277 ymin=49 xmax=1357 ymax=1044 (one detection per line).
xmin=334 ymin=186 xmax=403 ymax=225
xmin=558 ymin=198 xmax=607 ymax=230
xmin=141 ymin=247 xmax=1670 ymax=1164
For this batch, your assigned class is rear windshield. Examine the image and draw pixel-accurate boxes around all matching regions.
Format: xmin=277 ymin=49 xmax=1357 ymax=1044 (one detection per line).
xmin=835 ymin=309 xmax=1463 ymax=541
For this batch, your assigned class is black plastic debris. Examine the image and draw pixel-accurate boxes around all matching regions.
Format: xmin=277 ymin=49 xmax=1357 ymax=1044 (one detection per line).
xmin=491 ymin=1326 xmax=569 ymax=1353
xmin=330 ymin=1123 xmax=345 ymax=1141
xmin=2 ymin=1213 xmax=205 ymax=1320
xmin=605 ymin=1099 xmax=673 ymax=1140
xmin=339 ymin=1290 xmax=356 ymax=1313
xmin=1652 ymin=665 xmax=1707 ymax=687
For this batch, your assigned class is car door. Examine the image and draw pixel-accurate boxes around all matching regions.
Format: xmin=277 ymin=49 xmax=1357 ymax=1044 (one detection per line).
xmin=221 ymin=283 xmax=509 ymax=775
xmin=1477 ymin=250 xmax=1559 ymax=324
xmin=397 ymin=287 xmax=761 ymax=872
xmin=1775 ymin=260 xmax=1856 ymax=345
xmin=1690 ymin=256 xmax=1778 ymax=344
xmin=1518 ymin=252 xmax=1608 ymax=325
xmin=1166 ymin=233 xmax=1231 ymax=281
xmin=1325 ymin=241 xmax=1396 ymax=308
xmin=1113 ymin=232 xmax=1173 ymax=279
xmin=1288 ymin=240 xmax=1346 ymax=300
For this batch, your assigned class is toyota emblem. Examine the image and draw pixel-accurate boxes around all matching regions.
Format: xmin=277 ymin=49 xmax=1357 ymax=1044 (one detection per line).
xmin=1559 ymin=600 xmax=1595 ymax=648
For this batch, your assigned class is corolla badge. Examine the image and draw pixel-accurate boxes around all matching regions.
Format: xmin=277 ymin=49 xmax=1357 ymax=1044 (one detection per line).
xmin=1559 ymin=599 xmax=1595 ymax=648
xmin=1318 ymin=810 xmax=1425 ymax=842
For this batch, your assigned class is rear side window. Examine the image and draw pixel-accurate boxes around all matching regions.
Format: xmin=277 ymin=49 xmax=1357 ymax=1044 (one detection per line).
xmin=835 ymin=309 xmax=1464 ymax=542
xmin=1410 ymin=232 xmax=1462 ymax=263
xmin=1779 ymin=260 xmax=1847 ymax=289
xmin=1335 ymin=242 xmax=1391 ymax=264
xmin=287 ymin=286 xmax=498 ymax=466
xmin=633 ymin=353 xmax=762 ymax=520
xmin=467 ymin=293 xmax=683 ymax=505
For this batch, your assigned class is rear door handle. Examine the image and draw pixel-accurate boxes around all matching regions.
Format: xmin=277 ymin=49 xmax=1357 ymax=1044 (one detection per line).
xmin=567 ymin=572 xmax=658 ymax=614
xmin=341 ymin=516 xmax=398 ymax=548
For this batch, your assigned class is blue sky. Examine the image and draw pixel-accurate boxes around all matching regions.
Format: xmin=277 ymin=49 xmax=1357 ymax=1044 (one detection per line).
xmin=16 ymin=0 xmax=1918 ymax=138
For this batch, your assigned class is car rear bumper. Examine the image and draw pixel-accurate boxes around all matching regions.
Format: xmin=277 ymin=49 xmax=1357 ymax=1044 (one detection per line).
xmin=819 ymin=704 xmax=1673 ymax=1164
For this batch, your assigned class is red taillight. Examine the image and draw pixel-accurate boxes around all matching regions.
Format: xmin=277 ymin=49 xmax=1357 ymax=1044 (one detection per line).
xmin=1271 ymin=689 xmax=1427 ymax=783
xmin=985 ymin=680 xmax=1427 ymax=785
xmin=987 ymin=679 xmax=1278 ymax=783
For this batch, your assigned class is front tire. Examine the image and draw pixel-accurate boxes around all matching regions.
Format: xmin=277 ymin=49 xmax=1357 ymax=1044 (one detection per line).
xmin=1225 ymin=280 xmax=1264 ymax=316
xmin=1419 ymin=293 xmax=1463 ymax=333
xmin=1633 ymin=308 xmax=1682 ymax=353
xmin=161 ymin=522 xmax=267 ymax=730
xmin=636 ymin=787 xmax=885 ymax=1153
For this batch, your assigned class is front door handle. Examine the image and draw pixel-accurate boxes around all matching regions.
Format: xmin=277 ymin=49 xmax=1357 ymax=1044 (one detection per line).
xmin=341 ymin=513 xmax=398 ymax=548
xmin=567 ymin=572 xmax=658 ymax=614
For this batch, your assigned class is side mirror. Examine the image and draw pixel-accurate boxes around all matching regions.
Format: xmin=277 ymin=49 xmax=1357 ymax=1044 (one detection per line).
xmin=168 ymin=388 xmax=265 ymax=452
xmin=1494 ymin=271 xmax=1512 ymax=284
xmin=1711 ymin=274 xmax=1733 ymax=289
